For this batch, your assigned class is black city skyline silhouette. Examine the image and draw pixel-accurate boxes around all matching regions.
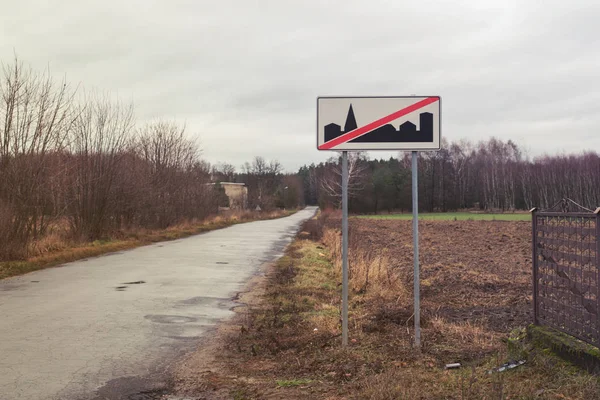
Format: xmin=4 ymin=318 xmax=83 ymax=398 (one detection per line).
xmin=324 ymin=104 xmax=434 ymax=143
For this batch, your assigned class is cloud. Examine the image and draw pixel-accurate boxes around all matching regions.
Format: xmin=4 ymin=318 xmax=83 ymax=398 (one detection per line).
xmin=1 ymin=0 xmax=599 ymax=171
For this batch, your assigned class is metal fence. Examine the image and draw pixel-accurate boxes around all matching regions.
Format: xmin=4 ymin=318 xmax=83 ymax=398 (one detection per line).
xmin=532 ymin=202 xmax=600 ymax=346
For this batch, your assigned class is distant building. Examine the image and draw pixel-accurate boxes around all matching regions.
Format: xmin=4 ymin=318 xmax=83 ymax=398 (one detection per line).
xmin=210 ymin=182 xmax=248 ymax=210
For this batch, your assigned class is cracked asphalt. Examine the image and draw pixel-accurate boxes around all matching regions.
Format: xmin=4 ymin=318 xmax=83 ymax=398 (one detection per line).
xmin=0 ymin=207 xmax=316 ymax=400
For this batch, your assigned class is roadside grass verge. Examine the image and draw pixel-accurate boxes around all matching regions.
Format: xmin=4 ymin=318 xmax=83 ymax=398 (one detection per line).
xmin=0 ymin=209 xmax=296 ymax=280
xmin=357 ymin=212 xmax=531 ymax=221
xmin=209 ymin=215 xmax=600 ymax=399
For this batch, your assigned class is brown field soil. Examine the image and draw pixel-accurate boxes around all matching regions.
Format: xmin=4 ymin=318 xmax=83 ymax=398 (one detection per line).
xmin=352 ymin=218 xmax=533 ymax=338
xmin=172 ymin=216 xmax=600 ymax=399
xmin=0 ymin=209 xmax=296 ymax=280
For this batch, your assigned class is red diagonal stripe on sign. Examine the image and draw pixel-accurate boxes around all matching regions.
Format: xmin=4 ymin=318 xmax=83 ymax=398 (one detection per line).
xmin=319 ymin=97 xmax=439 ymax=150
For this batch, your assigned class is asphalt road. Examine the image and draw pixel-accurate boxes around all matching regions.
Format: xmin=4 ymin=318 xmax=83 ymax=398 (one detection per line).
xmin=0 ymin=207 xmax=317 ymax=400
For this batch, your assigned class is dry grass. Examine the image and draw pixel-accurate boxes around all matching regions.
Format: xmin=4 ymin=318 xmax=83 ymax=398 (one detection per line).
xmin=323 ymin=227 xmax=401 ymax=294
xmin=0 ymin=209 xmax=296 ymax=280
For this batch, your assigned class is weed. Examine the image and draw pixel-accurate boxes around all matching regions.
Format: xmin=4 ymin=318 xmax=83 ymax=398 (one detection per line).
xmin=275 ymin=378 xmax=312 ymax=387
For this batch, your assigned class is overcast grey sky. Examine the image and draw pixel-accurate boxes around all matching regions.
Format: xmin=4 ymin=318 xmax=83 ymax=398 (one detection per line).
xmin=1 ymin=0 xmax=599 ymax=172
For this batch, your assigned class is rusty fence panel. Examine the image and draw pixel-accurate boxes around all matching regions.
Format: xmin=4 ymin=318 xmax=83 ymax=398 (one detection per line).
xmin=532 ymin=209 xmax=600 ymax=346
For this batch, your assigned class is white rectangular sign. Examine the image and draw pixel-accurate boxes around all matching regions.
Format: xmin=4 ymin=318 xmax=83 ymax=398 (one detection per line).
xmin=317 ymin=96 xmax=441 ymax=151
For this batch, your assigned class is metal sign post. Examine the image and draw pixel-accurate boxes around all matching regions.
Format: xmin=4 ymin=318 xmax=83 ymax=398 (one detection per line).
xmin=341 ymin=151 xmax=349 ymax=347
xmin=411 ymin=151 xmax=420 ymax=348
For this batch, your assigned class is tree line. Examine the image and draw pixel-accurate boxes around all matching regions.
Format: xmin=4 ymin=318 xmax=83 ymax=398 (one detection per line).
xmin=0 ymin=59 xmax=301 ymax=261
xmin=3 ymin=57 xmax=597 ymax=260
xmin=299 ymin=138 xmax=600 ymax=214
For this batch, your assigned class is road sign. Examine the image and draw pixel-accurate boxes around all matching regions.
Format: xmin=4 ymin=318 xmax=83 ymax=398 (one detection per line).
xmin=317 ymin=96 xmax=441 ymax=151
xmin=317 ymin=95 xmax=442 ymax=348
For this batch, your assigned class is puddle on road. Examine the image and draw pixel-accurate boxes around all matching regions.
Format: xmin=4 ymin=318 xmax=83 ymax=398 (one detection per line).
xmin=177 ymin=296 xmax=228 ymax=306
xmin=94 ymin=375 xmax=171 ymax=400
xmin=144 ymin=315 xmax=198 ymax=324
xmin=216 ymin=261 xmax=229 ymax=264
xmin=166 ymin=335 xmax=201 ymax=341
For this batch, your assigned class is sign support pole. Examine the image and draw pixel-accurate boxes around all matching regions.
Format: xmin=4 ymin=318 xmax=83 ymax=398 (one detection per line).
xmin=412 ymin=151 xmax=421 ymax=348
xmin=341 ymin=151 xmax=349 ymax=347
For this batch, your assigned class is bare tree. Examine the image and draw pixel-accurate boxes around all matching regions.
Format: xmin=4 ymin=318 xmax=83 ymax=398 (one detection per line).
xmin=211 ymin=162 xmax=236 ymax=182
xmin=66 ymin=91 xmax=134 ymax=239
xmin=320 ymin=152 xmax=368 ymax=208
xmin=239 ymin=156 xmax=284 ymax=210
xmin=450 ymin=140 xmax=472 ymax=209
xmin=0 ymin=57 xmax=75 ymax=259
xmin=135 ymin=120 xmax=206 ymax=227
